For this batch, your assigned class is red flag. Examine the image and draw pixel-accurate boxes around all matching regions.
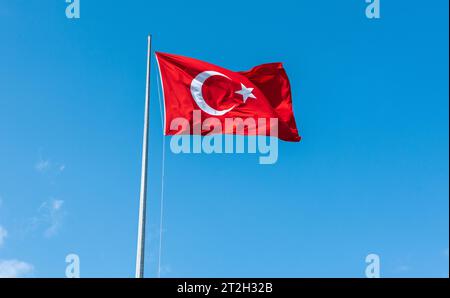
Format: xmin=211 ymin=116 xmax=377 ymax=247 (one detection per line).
xmin=155 ymin=52 xmax=301 ymax=142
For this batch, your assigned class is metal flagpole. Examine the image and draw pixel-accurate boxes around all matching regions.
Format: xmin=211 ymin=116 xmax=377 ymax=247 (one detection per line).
xmin=136 ymin=34 xmax=152 ymax=278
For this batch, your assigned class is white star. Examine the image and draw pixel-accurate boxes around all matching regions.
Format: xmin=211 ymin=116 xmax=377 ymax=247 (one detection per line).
xmin=235 ymin=83 xmax=256 ymax=103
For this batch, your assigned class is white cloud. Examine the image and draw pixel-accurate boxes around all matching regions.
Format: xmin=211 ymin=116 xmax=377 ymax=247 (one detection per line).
xmin=31 ymin=199 xmax=65 ymax=238
xmin=0 ymin=259 xmax=33 ymax=278
xmin=46 ymin=199 xmax=64 ymax=238
xmin=41 ymin=199 xmax=64 ymax=238
xmin=35 ymin=156 xmax=66 ymax=176
xmin=35 ymin=159 xmax=50 ymax=172
xmin=0 ymin=226 xmax=7 ymax=247
xmin=51 ymin=200 xmax=64 ymax=211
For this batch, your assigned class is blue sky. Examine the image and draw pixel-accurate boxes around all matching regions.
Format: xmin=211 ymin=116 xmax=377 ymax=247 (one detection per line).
xmin=0 ymin=0 xmax=448 ymax=277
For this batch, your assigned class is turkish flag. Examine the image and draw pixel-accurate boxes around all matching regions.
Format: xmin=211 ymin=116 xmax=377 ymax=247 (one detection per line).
xmin=155 ymin=52 xmax=301 ymax=142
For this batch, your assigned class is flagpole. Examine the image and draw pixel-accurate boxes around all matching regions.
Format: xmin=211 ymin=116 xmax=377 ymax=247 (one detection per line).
xmin=136 ymin=34 xmax=152 ymax=278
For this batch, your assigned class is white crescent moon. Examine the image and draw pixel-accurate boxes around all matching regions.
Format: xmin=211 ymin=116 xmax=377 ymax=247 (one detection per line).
xmin=190 ymin=71 xmax=236 ymax=116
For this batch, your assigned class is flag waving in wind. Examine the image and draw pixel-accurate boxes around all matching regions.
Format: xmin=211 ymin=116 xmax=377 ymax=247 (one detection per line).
xmin=155 ymin=52 xmax=301 ymax=142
